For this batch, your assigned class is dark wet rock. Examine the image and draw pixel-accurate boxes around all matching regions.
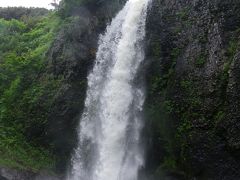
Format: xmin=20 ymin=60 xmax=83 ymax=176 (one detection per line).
xmin=144 ymin=0 xmax=240 ymax=179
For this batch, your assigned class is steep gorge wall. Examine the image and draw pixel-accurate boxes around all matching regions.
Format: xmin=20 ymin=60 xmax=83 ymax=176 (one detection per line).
xmin=144 ymin=0 xmax=240 ymax=179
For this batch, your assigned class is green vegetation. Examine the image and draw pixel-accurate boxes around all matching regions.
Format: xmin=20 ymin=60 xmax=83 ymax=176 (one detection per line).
xmin=195 ymin=53 xmax=206 ymax=67
xmin=0 ymin=7 xmax=48 ymax=20
xmin=176 ymin=7 xmax=193 ymax=28
xmin=0 ymin=0 xmax=117 ymax=173
xmin=0 ymin=11 xmax=62 ymax=172
xmin=213 ymin=35 xmax=239 ymax=128
xmin=217 ymin=36 xmax=239 ymax=101
xmin=145 ymin=43 xmax=185 ymax=176
xmin=170 ymin=47 xmax=181 ymax=60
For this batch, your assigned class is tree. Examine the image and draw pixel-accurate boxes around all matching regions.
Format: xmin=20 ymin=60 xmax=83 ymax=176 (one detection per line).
xmin=50 ymin=0 xmax=60 ymax=10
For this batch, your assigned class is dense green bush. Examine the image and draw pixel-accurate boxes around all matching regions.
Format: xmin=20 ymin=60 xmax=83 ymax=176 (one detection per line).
xmin=0 ymin=12 xmax=62 ymax=172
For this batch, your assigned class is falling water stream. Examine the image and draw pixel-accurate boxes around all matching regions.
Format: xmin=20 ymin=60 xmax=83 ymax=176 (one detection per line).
xmin=68 ymin=0 xmax=151 ymax=179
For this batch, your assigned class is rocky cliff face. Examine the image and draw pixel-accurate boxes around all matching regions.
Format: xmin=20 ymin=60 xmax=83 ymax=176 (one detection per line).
xmin=144 ymin=0 xmax=240 ymax=179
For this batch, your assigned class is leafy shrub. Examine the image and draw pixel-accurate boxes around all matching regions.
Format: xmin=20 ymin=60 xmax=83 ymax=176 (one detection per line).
xmin=0 ymin=13 xmax=62 ymax=171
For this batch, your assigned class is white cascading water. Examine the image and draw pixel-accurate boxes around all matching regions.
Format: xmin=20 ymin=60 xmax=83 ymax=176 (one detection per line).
xmin=68 ymin=0 xmax=150 ymax=179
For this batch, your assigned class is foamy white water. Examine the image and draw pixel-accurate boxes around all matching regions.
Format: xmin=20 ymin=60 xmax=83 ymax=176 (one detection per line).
xmin=68 ymin=0 xmax=150 ymax=179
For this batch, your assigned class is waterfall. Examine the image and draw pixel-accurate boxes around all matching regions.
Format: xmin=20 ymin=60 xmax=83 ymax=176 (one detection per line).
xmin=68 ymin=0 xmax=150 ymax=179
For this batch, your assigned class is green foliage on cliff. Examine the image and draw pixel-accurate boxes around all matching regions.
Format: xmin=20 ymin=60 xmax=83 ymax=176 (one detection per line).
xmin=0 ymin=11 xmax=62 ymax=172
